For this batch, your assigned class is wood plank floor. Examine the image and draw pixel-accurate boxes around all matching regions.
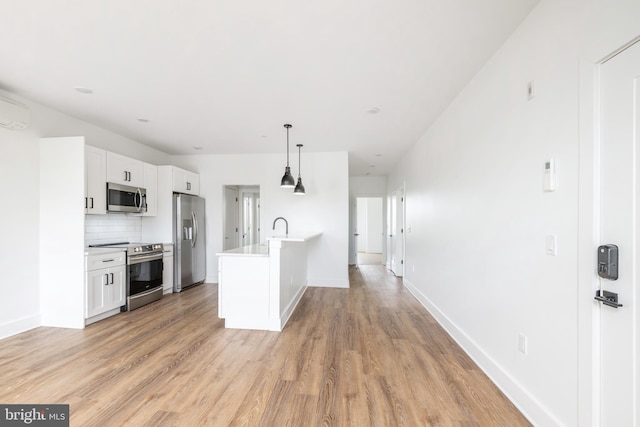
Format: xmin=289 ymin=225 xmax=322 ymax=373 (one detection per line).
xmin=0 ymin=266 xmax=530 ymax=426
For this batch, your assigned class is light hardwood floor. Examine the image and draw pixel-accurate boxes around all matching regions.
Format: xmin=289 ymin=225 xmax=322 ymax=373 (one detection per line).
xmin=0 ymin=266 xmax=530 ymax=426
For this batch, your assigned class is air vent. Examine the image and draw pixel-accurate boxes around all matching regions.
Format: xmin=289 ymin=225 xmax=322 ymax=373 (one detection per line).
xmin=0 ymin=95 xmax=30 ymax=130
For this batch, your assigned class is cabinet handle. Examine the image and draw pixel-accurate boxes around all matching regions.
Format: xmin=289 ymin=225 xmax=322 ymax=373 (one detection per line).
xmin=128 ymin=171 xmax=132 ymax=181
xmin=123 ymin=171 xmax=128 ymax=181
xmin=110 ymin=273 xmax=114 ymax=284
xmin=104 ymin=273 xmax=109 ymax=285
xmin=187 ymin=182 xmax=191 ymax=191
xmin=90 ymin=197 xmax=94 ymax=209
xmin=85 ymin=197 xmax=88 ymax=209
xmin=102 ymin=259 xmax=115 ymax=263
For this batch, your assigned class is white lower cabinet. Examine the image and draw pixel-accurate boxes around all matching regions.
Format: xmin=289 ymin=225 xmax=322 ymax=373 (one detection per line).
xmin=163 ymin=244 xmax=174 ymax=294
xmin=85 ymin=250 xmax=126 ymax=324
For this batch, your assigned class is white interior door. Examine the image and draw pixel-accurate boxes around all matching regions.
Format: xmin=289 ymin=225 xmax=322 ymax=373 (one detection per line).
xmin=598 ymin=39 xmax=640 ymax=427
xmin=389 ymin=192 xmax=398 ymax=273
xmin=223 ymin=187 xmax=239 ymax=250
xmin=389 ymin=188 xmax=404 ymax=276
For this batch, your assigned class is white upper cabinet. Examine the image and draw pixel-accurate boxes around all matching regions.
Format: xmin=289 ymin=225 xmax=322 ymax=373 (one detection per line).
xmin=172 ymin=166 xmax=200 ymax=195
xmin=106 ymin=151 xmax=144 ymax=187
xmin=85 ymin=145 xmax=106 ymax=215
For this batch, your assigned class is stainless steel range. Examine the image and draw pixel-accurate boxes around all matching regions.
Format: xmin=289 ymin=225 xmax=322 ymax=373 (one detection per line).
xmin=89 ymin=242 xmax=164 ymax=311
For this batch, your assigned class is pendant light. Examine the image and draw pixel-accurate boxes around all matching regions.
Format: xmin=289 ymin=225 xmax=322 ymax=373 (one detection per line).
xmin=280 ymin=124 xmax=295 ymax=188
xmin=294 ymin=143 xmax=306 ymax=195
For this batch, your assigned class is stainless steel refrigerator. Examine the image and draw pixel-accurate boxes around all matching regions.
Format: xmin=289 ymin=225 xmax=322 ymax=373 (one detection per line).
xmin=173 ymin=193 xmax=206 ymax=292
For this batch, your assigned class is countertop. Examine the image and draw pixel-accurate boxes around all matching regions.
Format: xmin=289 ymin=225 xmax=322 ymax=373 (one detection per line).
xmin=84 ymin=247 xmax=126 ymax=256
xmin=266 ymin=232 xmax=322 ymax=242
xmin=217 ymin=243 xmax=269 ymax=257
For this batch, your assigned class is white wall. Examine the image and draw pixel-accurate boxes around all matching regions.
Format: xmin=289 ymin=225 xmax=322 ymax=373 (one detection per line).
xmin=387 ymin=0 xmax=640 ymax=426
xmin=171 ymin=152 xmax=349 ymax=288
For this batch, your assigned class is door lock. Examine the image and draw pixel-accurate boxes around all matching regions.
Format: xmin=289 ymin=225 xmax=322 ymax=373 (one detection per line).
xmin=597 ymin=244 xmax=618 ymax=280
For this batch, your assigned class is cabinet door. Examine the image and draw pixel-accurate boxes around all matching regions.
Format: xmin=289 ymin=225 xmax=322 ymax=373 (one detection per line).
xmin=186 ymin=171 xmax=200 ymax=195
xmin=85 ymin=146 xmax=106 ymax=214
xmin=86 ymin=269 xmax=108 ymax=317
xmin=106 ymin=265 xmax=126 ymax=310
xmin=163 ymin=255 xmax=174 ymax=294
xmin=172 ymin=167 xmax=199 ymax=195
xmin=106 ymin=152 xmax=144 ymax=187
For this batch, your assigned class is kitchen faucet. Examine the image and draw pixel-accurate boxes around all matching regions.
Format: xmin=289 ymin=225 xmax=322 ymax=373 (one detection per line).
xmin=272 ymin=217 xmax=288 ymax=236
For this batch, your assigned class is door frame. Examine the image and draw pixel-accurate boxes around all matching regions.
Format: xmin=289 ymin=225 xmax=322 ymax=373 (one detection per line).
xmin=578 ymin=36 xmax=640 ymax=427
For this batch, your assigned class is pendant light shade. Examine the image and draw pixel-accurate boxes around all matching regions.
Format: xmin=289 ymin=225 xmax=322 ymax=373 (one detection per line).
xmin=294 ymin=143 xmax=306 ymax=195
xmin=280 ymin=124 xmax=296 ymax=188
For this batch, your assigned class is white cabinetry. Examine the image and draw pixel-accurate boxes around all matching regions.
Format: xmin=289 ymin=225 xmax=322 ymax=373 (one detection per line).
xmin=106 ymin=151 xmax=144 ymax=187
xmin=85 ymin=250 xmax=126 ymax=324
xmin=141 ymin=166 xmax=201 ymax=243
xmin=162 ymin=244 xmax=174 ymax=294
xmin=84 ymin=145 xmax=106 ymax=214
xmin=172 ymin=166 xmax=200 ymax=195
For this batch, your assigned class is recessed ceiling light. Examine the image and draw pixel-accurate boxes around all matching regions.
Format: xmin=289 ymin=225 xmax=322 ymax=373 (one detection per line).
xmin=74 ymin=87 xmax=93 ymax=94
xmin=370 ymin=165 xmax=376 ymax=168
xmin=367 ymin=107 xmax=380 ymax=114
xmin=375 ymin=154 xmax=382 ymax=157
xmin=192 ymin=146 xmax=203 ymax=150
xmin=137 ymin=118 xmax=150 ymax=123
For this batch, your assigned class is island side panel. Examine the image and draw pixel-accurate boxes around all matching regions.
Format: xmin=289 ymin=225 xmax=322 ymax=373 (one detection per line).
xmin=269 ymin=240 xmax=308 ymax=331
xmin=218 ymin=255 xmax=270 ymax=330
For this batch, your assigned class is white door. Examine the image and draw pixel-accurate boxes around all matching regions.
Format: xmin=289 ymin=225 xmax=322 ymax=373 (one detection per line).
xmin=223 ymin=187 xmax=239 ymax=250
xmin=597 ymin=39 xmax=640 ymax=427
xmin=389 ymin=188 xmax=404 ymax=276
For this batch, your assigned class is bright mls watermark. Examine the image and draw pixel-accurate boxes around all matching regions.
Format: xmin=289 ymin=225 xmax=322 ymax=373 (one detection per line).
xmin=0 ymin=405 xmax=69 ymax=426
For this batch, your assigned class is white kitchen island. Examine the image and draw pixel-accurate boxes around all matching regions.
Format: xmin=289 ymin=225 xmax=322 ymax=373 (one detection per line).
xmin=216 ymin=232 xmax=321 ymax=331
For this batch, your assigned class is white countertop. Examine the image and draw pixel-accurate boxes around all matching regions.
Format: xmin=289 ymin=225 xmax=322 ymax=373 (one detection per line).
xmin=267 ymin=232 xmax=322 ymax=242
xmin=217 ymin=243 xmax=269 ymax=257
xmin=84 ymin=247 xmax=126 ymax=256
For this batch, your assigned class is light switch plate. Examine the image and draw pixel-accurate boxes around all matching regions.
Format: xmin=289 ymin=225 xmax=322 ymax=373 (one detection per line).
xmin=544 ymin=159 xmax=556 ymax=192
xmin=545 ymin=234 xmax=557 ymax=256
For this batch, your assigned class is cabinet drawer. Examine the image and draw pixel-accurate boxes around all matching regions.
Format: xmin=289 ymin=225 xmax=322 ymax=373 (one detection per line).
xmin=86 ymin=250 xmax=126 ymax=271
xmin=163 ymin=244 xmax=174 ymax=257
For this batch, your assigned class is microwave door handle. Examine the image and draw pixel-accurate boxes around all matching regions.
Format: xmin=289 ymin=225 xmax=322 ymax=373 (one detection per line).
xmin=135 ymin=188 xmax=142 ymax=212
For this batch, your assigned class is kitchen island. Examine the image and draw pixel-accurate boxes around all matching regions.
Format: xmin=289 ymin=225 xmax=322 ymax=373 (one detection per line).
xmin=216 ymin=232 xmax=321 ymax=331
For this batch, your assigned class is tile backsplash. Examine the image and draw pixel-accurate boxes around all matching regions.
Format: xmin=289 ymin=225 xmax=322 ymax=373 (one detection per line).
xmin=85 ymin=215 xmax=142 ymax=246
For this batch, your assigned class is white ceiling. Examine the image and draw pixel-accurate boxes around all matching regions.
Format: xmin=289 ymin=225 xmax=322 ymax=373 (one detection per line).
xmin=0 ymin=0 xmax=538 ymax=176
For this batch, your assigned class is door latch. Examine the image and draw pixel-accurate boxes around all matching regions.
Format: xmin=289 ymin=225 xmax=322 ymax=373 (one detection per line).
xmin=594 ymin=290 xmax=623 ymax=308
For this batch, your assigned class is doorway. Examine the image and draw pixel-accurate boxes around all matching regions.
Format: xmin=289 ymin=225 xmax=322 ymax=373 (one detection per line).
xmin=355 ymin=197 xmax=384 ymax=265
xmin=594 ymin=38 xmax=640 ymax=426
xmin=223 ymin=185 xmax=260 ymax=250
xmin=388 ymin=186 xmax=404 ymax=276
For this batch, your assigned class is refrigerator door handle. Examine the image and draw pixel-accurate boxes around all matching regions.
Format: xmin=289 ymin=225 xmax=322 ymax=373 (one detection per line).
xmin=192 ymin=212 xmax=198 ymax=248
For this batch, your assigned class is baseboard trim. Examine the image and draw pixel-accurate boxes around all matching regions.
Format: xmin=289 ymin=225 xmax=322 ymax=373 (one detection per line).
xmin=308 ymin=278 xmax=349 ymax=288
xmin=0 ymin=314 xmax=41 ymax=340
xmin=280 ymin=286 xmax=307 ymax=330
xmin=403 ymin=278 xmax=562 ymax=427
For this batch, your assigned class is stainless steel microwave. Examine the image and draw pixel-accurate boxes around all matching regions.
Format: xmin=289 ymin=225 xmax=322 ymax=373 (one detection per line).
xmin=106 ymin=182 xmax=147 ymax=213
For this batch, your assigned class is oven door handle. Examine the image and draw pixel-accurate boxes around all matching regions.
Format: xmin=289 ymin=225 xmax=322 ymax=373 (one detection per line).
xmin=128 ymin=253 xmax=163 ymax=264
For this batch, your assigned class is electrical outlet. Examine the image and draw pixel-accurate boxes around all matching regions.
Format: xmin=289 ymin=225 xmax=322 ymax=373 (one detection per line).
xmin=518 ymin=333 xmax=528 ymax=355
